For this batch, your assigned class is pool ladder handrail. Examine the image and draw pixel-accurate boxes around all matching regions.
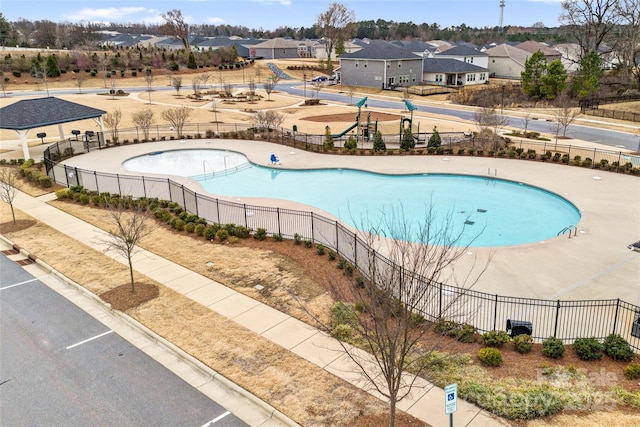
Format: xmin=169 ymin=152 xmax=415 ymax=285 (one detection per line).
xmin=557 ymin=224 xmax=577 ymax=238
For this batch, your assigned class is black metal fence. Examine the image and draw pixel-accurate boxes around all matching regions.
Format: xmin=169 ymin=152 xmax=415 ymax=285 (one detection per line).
xmin=43 ymin=122 xmax=640 ymax=176
xmin=579 ymin=94 xmax=640 ymax=123
xmin=45 ymin=137 xmax=640 ymax=351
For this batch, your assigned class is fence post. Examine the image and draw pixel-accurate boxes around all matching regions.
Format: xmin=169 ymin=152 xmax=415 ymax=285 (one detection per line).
xmin=142 ymin=176 xmax=147 ymax=198
xmin=354 ymin=232 xmax=357 ymax=265
xmin=592 ymin=148 xmax=597 ymax=168
xmin=554 ymin=300 xmax=560 ymax=338
xmin=216 ymin=198 xmax=220 ymax=224
xmin=94 ymin=171 xmax=99 ymax=193
xmin=438 ymin=282 xmax=443 ymax=320
xmin=117 ymin=174 xmax=122 ymax=196
xmin=493 ymin=294 xmax=499 ymax=331
xmin=311 ymin=212 xmax=315 ymax=241
xmin=335 ymin=221 xmax=339 ymax=253
xmin=612 ymin=298 xmax=620 ymax=335
xmin=617 ymin=152 xmax=622 ymax=172
xmin=277 ymin=208 xmax=281 ymax=235
xmin=243 ymin=204 xmax=248 ymax=227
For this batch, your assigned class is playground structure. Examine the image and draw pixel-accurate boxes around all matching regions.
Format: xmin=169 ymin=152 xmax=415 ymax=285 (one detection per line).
xmin=330 ymin=96 xmax=420 ymax=144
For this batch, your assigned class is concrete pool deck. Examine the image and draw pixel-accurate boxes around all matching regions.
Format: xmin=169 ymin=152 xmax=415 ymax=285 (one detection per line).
xmin=59 ymin=139 xmax=640 ymax=305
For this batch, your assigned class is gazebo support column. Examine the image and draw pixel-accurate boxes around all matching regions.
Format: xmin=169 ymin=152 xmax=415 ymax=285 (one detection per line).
xmin=17 ymin=129 xmax=31 ymax=160
xmin=58 ymin=123 xmax=65 ymax=141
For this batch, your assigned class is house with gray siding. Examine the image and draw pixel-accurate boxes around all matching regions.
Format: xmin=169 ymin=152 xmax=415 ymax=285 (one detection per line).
xmin=339 ymin=40 xmax=422 ymax=89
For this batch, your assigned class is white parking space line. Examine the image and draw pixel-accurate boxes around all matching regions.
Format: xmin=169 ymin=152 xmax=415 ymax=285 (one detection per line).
xmin=66 ymin=330 xmax=113 ymax=350
xmin=201 ymin=411 xmax=230 ymax=426
xmin=0 ymin=278 xmax=38 ymax=291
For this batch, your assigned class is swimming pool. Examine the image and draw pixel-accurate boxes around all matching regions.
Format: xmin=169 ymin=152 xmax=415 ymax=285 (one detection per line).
xmin=122 ymin=149 xmax=581 ymax=247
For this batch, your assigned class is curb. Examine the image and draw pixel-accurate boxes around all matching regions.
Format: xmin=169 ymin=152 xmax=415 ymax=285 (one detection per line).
xmin=1 ymin=234 xmax=299 ymax=427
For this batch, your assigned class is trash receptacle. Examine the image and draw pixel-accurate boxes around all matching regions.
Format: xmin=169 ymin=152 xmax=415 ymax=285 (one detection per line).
xmin=506 ymin=319 xmax=533 ymax=337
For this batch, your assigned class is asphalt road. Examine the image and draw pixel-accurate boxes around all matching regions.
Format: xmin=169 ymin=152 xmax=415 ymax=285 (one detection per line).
xmin=5 ymin=79 xmax=639 ymax=151
xmin=0 ymin=254 xmax=247 ymax=427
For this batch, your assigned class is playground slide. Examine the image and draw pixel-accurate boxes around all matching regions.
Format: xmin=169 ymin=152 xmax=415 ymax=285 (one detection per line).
xmin=331 ymin=121 xmax=358 ymax=138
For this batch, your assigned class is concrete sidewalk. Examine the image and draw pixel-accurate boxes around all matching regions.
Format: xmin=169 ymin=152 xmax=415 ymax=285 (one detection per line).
xmin=5 ymin=189 xmax=506 ymax=426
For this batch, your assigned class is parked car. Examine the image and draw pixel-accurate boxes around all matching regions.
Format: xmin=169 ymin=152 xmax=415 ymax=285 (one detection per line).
xmin=311 ymin=75 xmax=328 ymax=82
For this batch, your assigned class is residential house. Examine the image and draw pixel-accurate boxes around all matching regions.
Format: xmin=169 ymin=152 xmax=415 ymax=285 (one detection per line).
xmin=434 ymin=44 xmax=489 ymax=68
xmin=314 ymin=39 xmax=362 ymax=61
xmin=339 ymin=40 xmax=422 ymax=89
xmin=392 ymin=40 xmax=436 ymax=58
xmin=251 ymin=37 xmax=310 ymax=59
xmin=484 ymin=43 xmax=531 ymax=79
xmin=516 ymin=41 xmax=562 ymax=62
xmin=422 ymin=58 xmax=488 ymax=86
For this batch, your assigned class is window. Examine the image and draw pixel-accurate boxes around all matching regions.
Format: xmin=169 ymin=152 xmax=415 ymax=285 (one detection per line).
xmin=480 ymin=73 xmax=486 ymax=80
xmin=355 ymin=60 xmax=359 ymax=67
xmin=398 ymin=60 xmax=402 ymax=68
xmin=364 ymin=60 xmax=368 ymax=68
xmin=435 ymin=74 xmax=443 ymax=83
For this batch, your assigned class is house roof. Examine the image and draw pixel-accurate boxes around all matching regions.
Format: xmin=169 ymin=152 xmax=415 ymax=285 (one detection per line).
xmin=436 ymin=45 xmax=487 ymax=57
xmin=422 ymin=58 xmax=488 ymax=73
xmin=484 ymin=43 xmax=530 ymax=65
xmin=392 ymin=40 xmax=433 ymax=53
xmin=252 ymin=37 xmax=305 ymax=49
xmin=340 ymin=40 xmax=420 ymax=60
xmin=0 ymin=97 xmax=106 ymax=131
xmin=517 ymin=40 xmax=561 ymax=57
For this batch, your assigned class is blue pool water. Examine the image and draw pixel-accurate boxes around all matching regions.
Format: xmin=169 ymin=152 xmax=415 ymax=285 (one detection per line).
xmin=123 ymin=149 xmax=581 ymax=247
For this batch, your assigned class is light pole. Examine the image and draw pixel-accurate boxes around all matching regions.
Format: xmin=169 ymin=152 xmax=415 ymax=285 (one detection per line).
xmin=303 ymin=73 xmax=307 ymax=98
xmin=501 ymin=85 xmax=505 ymax=115
xmin=211 ymin=95 xmax=219 ymax=135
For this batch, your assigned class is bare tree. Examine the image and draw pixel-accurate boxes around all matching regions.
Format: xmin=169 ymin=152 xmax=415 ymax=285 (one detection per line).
xmin=132 ymin=109 xmax=154 ymax=141
xmin=162 ymin=106 xmax=192 ymax=137
xmin=304 ymin=206 xmax=490 ymax=427
xmin=560 ymin=0 xmax=619 ymax=58
xmin=160 ymin=9 xmax=190 ymax=50
xmin=0 ymin=77 xmax=8 ymax=98
xmin=521 ymin=108 xmax=532 ymax=135
xmin=0 ymin=168 xmax=18 ymax=224
xmin=554 ymin=94 xmax=579 ymax=144
xmin=103 ymin=108 xmax=123 ymax=143
xmin=171 ymin=76 xmax=183 ymax=97
xmin=614 ymin=0 xmax=640 ymax=87
xmin=316 ymin=2 xmax=356 ymax=71
xmin=100 ymin=201 xmax=151 ymax=292
xmin=312 ymin=80 xmax=323 ymax=99
xmin=474 ymin=105 xmax=508 ymax=140
xmin=223 ymin=82 xmax=234 ymax=98
xmin=144 ymin=72 xmax=155 ymax=104
xmin=252 ymin=110 xmax=285 ymax=131
xmin=247 ymin=78 xmax=256 ymax=103
xmin=263 ymin=80 xmax=276 ymax=101
xmin=347 ymin=86 xmax=355 ymax=105
xmin=191 ymin=76 xmax=203 ymax=100
xmin=74 ymin=73 xmax=85 ymax=94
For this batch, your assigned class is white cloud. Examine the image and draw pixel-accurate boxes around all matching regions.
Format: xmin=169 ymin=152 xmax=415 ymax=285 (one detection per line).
xmin=251 ymin=0 xmax=292 ymax=5
xmin=63 ymin=7 xmax=148 ymax=22
xmin=206 ymin=17 xmax=226 ymax=24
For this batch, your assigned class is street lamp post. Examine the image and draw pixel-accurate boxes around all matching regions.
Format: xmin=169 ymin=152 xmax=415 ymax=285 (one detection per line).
xmin=211 ymin=95 xmax=219 ymax=135
xmin=501 ymin=85 xmax=505 ymax=115
xmin=303 ymin=73 xmax=307 ymax=98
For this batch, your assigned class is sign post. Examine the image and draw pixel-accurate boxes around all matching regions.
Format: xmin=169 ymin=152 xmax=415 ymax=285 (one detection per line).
xmin=444 ymin=383 xmax=458 ymax=427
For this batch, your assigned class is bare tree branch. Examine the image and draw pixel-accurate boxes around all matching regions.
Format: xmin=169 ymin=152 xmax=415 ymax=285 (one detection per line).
xmin=0 ymin=168 xmax=18 ymax=224
xmin=99 ymin=200 xmax=151 ymax=292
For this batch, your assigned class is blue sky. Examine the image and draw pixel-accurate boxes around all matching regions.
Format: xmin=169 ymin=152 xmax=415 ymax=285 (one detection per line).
xmin=1 ymin=0 xmax=564 ymax=30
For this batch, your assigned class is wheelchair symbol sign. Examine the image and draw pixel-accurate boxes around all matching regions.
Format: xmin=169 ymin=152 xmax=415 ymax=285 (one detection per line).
xmin=444 ymin=383 xmax=458 ymax=414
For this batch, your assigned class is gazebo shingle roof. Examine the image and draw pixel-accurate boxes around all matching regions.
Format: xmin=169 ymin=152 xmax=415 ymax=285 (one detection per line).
xmin=0 ymin=97 xmax=106 ymax=130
